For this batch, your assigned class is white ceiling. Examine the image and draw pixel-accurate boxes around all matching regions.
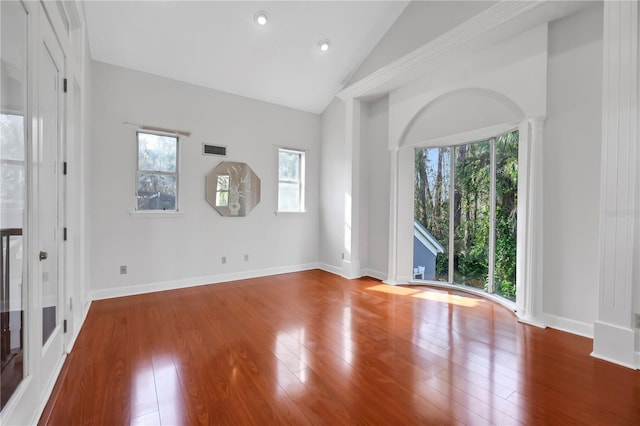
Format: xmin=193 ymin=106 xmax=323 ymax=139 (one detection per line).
xmin=84 ymin=1 xmax=409 ymax=114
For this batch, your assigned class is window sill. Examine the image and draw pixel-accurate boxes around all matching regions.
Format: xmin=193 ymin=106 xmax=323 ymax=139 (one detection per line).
xmin=129 ymin=210 xmax=184 ymax=218
xmin=275 ymin=211 xmax=306 ymax=216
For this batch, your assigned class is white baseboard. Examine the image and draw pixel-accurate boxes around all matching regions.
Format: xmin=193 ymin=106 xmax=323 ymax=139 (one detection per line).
xmin=317 ymin=264 xmax=387 ymax=282
xmin=543 ymin=313 xmax=594 ymax=338
xmin=517 ymin=316 xmax=547 ymax=329
xmin=397 ymin=275 xmax=412 ymax=284
xmin=65 ymin=300 xmax=93 ymax=353
xmin=590 ymin=351 xmax=638 ymax=370
xmin=360 ymin=268 xmax=386 ymax=281
xmin=592 ymin=320 xmax=637 ymax=369
xmin=89 ymin=263 xmax=320 ymax=301
xmin=317 ymin=262 xmax=343 ymax=277
xmin=30 ymin=353 xmax=67 ymax=425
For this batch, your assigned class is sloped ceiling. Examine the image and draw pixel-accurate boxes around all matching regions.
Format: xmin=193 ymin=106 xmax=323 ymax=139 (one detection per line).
xmin=84 ymin=1 xmax=409 ymax=114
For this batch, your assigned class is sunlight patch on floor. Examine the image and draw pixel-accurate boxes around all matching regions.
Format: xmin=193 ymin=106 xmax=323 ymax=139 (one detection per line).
xmin=412 ymin=290 xmax=479 ymax=307
xmin=366 ymin=284 xmax=421 ymax=296
xmin=367 ymin=284 xmax=480 ymax=307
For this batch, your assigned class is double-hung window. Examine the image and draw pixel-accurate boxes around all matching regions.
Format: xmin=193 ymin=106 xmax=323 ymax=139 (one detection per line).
xmin=277 ymin=148 xmax=305 ymax=213
xmin=136 ymin=131 xmax=179 ymax=211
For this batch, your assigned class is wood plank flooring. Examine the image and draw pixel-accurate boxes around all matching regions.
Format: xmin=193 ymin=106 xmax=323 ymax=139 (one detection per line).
xmin=39 ymin=270 xmax=640 ymax=425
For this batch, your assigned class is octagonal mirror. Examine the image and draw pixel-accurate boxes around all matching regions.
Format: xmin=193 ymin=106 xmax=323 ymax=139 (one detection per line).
xmin=206 ymin=161 xmax=261 ymax=216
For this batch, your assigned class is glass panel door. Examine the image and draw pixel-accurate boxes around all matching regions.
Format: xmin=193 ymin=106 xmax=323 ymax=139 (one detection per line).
xmin=1 ymin=0 xmax=28 ymax=411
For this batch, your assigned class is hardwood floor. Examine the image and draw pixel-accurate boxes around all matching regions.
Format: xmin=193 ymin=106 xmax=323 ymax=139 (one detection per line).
xmin=39 ymin=270 xmax=640 ymax=425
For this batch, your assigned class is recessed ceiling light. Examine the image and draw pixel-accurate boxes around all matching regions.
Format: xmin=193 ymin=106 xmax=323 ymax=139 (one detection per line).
xmin=318 ymin=40 xmax=331 ymax=52
xmin=255 ymin=11 xmax=268 ymax=26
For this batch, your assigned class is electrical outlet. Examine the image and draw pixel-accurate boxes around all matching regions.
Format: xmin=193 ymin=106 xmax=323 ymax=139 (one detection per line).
xmin=244 ymin=254 xmax=249 ymax=261
xmin=120 ymin=265 xmax=127 ymax=274
xmin=341 ymin=252 xmax=345 ymax=260
xmin=221 ymin=256 xmax=227 ymax=264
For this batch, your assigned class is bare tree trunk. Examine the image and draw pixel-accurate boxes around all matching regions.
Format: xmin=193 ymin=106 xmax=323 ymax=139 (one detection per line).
xmin=414 ymin=150 xmax=430 ymax=227
xmin=430 ymin=148 xmax=445 ymax=237
xmin=453 ymin=145 xmax=466 ymax=272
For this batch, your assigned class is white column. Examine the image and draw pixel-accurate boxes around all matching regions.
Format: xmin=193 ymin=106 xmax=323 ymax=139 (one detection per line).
xmin=517 ymin=117 xmax=545 ymax=328
xmin=384 ymin=147 xmax=400 ymax=285
xmin=592 ymin=0 xmax=639 ymax=369
xmin=342 ymin=98 xmax=362 ymax=279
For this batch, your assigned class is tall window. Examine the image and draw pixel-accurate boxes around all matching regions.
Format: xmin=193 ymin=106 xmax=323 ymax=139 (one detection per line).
xmin=278 ymin=148 xmax=305 ymax=213
xmin=414 ymin=130 xmax=518 ymax=301
xmin=136 ymin=131 xmax=178 ymax=211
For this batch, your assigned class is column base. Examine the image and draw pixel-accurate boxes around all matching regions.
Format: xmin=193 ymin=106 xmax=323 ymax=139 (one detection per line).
xmin=592 ymin=321 xmax=637 ymax=369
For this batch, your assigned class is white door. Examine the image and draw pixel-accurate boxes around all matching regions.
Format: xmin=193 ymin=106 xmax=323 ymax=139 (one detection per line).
xmin=37 ymin=5 xmax=66 ymax=394
xmin=0 ymin=3 xmax=66 ymax=424
xmin=0 ymin=0 xmax=29 ymax=417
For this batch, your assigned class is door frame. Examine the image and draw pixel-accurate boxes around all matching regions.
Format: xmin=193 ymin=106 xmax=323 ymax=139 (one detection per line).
xmin=0 ymin=2 xmax=68 ymax=424
xmin=36 ymin=0 xmax=66 ymax=392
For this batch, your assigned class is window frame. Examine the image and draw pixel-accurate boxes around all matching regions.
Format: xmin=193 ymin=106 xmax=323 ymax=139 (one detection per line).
xmin=134 ymin=130 xmax=180 ymax=213
xmin=412 ymin=126 xmax=520 ymax=305
xmin=0 ymin=112 xmax=27 ymax=212
xmin=276 ymin=147 xmax=306 ymax=214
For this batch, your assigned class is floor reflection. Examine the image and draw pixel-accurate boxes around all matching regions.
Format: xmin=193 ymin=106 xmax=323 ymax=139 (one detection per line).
xmin=275 ymin=327 xmax=308 ymax=396
xmin=130 ymin=355 xmax=184 ymax=425
xmin=131 ymin=363 xmax=157 ymax=419
xmin=342 ymin=307 xmax=353 ymax=365
xmin=41 ymin=271 xmax=640 ymax=425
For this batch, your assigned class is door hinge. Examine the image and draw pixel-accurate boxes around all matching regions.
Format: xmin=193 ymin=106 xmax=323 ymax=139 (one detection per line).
xmin=63 ymin=78 xmax=67 ymax=93
xmin=63 ymin=227 xmax=68 ymax=241
xmin=63 ymin=319 xmax=67 ymax=333
xmin=63 ymin=161 xmax=67 ymax=175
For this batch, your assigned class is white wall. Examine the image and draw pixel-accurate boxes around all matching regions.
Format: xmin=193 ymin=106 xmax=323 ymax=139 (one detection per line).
xmin=635 ymin=6 xmax=640 ymax=357
xmin=386 ymin=24 xmax=548 ymax=284
xmin=80 ymin=19 xmax=92 ymax=316
xmin=347 ymin=3 xmax=606 ymax=337
xmin=542 ymin=4 xmax=603 ymax=335
xmin=318 ymin=95 xmax=390 ymax=279
xmin=348 ymin=1 xmax=497 ymax=85
xmin=362 ymin=96 xmax=390 ymax=278
xmin=636 ymin=140 xmax=640 ymax=355
xmin=636 ymin=144 xmax=640 ymax=355
xmin=319 ymin=98 xmax=345 ymax=271
xmin=89 ymin=61 xmax=320 ymax=298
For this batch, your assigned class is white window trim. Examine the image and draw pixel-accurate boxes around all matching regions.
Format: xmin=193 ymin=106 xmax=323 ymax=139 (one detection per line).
xmin=276 ymin=147 xmax=306 ymax=214
xmin=129 ymin=211 xmax=184 ymax=218
xmin=394 ymin=119 xmax=544 ymax=323
xmin=410 ymin=128 xmax=519 ymax=309
xmin=133 ymin=130 xmax=180 ymax=214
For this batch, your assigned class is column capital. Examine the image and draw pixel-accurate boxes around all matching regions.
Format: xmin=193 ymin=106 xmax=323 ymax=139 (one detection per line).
xmin=527 ymin=116 xmax=546 ymax=127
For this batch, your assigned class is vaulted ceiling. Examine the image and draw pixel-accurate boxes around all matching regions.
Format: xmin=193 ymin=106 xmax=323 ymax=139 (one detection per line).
xmin=84 ymin=1 xmax=409 ymax=114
